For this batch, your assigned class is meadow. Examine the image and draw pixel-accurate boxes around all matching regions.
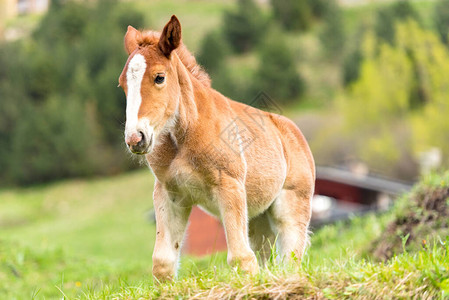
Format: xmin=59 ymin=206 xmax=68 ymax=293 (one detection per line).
xmin=1 ymin=170 xmax=448 ymax=299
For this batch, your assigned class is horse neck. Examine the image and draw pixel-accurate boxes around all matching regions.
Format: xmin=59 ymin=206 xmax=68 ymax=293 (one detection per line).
xmin=170 ymin=52 xmax=201 ymax=143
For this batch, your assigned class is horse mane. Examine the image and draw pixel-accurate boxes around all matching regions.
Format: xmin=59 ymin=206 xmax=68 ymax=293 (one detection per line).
xmin=137 ymin=31 xmax=211 ymax=87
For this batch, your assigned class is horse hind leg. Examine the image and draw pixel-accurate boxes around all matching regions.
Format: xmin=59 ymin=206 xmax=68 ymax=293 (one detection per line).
xmin=268 ymin=189 xmax=312 ymax=262
xmin=248 ymin=212 xmax=276 ymax=265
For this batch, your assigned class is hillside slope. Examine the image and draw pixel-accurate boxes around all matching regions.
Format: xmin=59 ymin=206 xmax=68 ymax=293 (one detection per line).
xmin=1 ymin=171 xmax=448 ymax=298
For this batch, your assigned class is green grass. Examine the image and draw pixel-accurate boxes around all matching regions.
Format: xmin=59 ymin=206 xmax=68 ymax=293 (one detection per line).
xmin=1 ymin=170 xmax=156 ymax=261
xmin=1 ymin=170 xmax=449 ymax=299
xmin=96 ymin=241 xmax=449 ymax=299
xmin=0 ymin=169 xmax=157 ymax=299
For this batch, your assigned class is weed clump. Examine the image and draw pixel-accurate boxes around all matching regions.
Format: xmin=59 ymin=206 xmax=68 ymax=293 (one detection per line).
xmin=371 ymin=172 xmax=449 ymax=260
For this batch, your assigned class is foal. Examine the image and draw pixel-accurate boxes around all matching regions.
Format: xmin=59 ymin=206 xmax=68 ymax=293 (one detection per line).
xmin=118 ymin=15 xmax=315 ymax=280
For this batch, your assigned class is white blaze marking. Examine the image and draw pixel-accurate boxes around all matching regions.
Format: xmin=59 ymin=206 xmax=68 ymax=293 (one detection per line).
xmin=125 ymin=54 xmax=146 ymax=132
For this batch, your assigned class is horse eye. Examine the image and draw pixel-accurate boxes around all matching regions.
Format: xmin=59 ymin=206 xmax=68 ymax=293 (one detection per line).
xmin=154 ymin=75 xmax=165 ymax=84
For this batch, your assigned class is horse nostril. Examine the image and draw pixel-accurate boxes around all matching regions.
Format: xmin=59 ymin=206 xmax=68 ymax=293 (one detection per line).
xmin=137 ymin=131 xmax=145 ymax=146
xmin=126 ymin=131 xmax=144 ymax=147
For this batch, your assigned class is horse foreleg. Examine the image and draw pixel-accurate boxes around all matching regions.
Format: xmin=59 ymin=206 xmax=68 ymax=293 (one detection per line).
xmin=216 ymin=177 xmax=259 ymax=274
xmin=152 ymin=180 xmax=191 ymax=281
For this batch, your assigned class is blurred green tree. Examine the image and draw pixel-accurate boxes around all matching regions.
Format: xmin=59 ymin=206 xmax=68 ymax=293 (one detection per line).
xmin=337 ymin=30 xmax=415 ymax=174
xmin=0 ymin=0 xmax=146 ymax=185
xmin=319 ymin=0 xmax=345 ymax=60
xmin=9 ymin=97 xmax=103 ymax=184
xmin=339 ymin=21 xmax=449 ymax=173
xmin=374 ymin=0 xmax=420 ymax=44
xmin=399 ymin=22 xmax=449 ymax=164
xmin=342 ymin=24 xmax=369 ymax=86
xmin=270 ymin=0 xmax=312 ymax=31
xmin=307 ymin=0 xmax=333 ymax=19
xmin=434 ymin=0 xmax=449 ymax=45
xmin=197 ymin=31 xmax=253 ymax=103
xmin=343 ymin=47 xmax=363 ymax=85
xmin=343 ymin=1 xmax=419 ymax=86
xmin=197 ymin=31 xmax=229 ymax=75
xmin=223 ymin=0 xmax=267 ymax=53
xmin=253 ymin=29 xmax=305 ymax=104
xmin=341 ymin=32 xmax=412 ymax=129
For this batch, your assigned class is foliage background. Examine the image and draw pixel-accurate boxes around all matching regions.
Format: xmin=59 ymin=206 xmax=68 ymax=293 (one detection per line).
xmin=1 ymin=0 xmax=448 ymax=185
xmin=0 ymin=0 xmax=147 ymax=185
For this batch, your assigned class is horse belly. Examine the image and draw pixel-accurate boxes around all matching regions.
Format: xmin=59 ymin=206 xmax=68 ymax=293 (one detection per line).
xmin=162 ymin=132 xmax=287 ymax=220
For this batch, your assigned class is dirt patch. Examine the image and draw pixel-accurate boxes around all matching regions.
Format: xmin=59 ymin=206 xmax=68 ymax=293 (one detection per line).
xmin=371 ymin=186 xmax=449 ymax=261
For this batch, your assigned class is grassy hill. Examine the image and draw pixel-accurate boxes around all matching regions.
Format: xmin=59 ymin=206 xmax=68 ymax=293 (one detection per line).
xmin=1 ymin=169 xmax=448 ymax=299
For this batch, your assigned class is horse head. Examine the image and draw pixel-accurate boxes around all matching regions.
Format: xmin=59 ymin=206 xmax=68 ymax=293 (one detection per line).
xmin=118 ymin=16 xmax=182 ymax=154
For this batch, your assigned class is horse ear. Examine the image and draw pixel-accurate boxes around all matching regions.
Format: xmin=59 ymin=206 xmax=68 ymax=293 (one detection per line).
xmin=158 ymin=15 xmax=181 ymax=57
xmin=124 ymin=25 xmax=141 ymax=55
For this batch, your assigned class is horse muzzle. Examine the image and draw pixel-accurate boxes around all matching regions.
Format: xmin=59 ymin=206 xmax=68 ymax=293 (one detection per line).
xmin=125 ymin=130 xmax=153 ymax=155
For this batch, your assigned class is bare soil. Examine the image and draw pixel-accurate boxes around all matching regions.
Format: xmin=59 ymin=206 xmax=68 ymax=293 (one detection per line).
xmin=371 ymin=186 xmax=449 ymax=260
